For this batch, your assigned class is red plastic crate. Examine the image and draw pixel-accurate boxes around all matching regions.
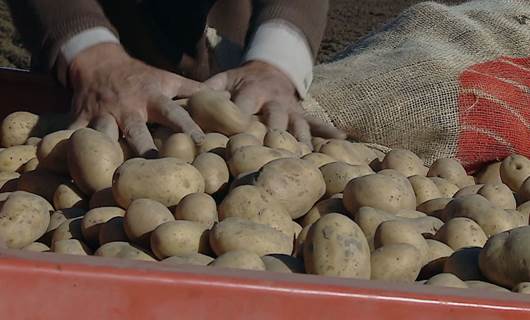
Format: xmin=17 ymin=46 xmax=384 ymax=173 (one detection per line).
xmin=0 ymin=68 xmax=529 ymax=320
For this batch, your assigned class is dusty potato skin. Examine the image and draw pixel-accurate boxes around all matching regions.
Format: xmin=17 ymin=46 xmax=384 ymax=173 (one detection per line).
xmin=475 ymin=162 xmax=502 ymax=185
xmin=51 ymin=217 xmax=84 ymax=245
xmin=243 ymin=118 xmax=267 ymax=143
xmin=301 ymin=198 xmax=348 ymax=227
xmin=0 ymin=145 xmax=37 ymax=172
xmin=465 ymin=280 xmax=510 ymax=293
xmin=319 ymin=140 xmax=367 ymax=166
xmin=264 ymin=129 xmax=301 ymax=155
xmin=425 ymin=273 xmax=468 ymax=288
xmin=416 ymin=198 xmax=452 ymax=219
xmin=37 ymin=130 xmax=74 ymax=174
xmin=426 ymin=239 xmax=454 ymax=262
xmin=0 ymin=171 xmax=19 ymax=192
xmin=197 ymin=133 xmax=229 ymax=156
xmin=209 ymin=217 xmax=293 ymax=256
xmin=89 ymin=188 xmax=117 ymax=209
xmin=517 ymin=201 xmax=530 ymax=224
xmin=408 ymin=175 xmax=442 ymax=206
xmin=52 ymin=239 xmax=92 ymax=255
xmin=209 ymin=250 xmax=266 ymax=271
xmin=444 ymin=247 xmax=484 ymax=281
xmin=0 ymin=191 xmax=53 ymax=249
xmin=21 ymin=157 xmax=39 ymax=172
xmin=225 ymin=133 xmax=261 ymax=159
xmin=123 ymin=198 xmax=175 ymax=247
xmin=174 ymin=193 xmax=218 ymax=228
xmin=343 ymin=173 xmax=416 ymax=215
xmin=302 ymin=152 xmax=336 ymax=168
xmin=370 ymin=244 xmax=423 ymax=282
xmin=46 ymin=208 xmax=86 ymax=236
xmin=320 ymin=162 xmax=373 ymax=197
xmin=219 ymin=185 xmax=292 ymax=236
xmin=304 ymin=213 xmax=370 ymax=278
xmin=22 ymin=242 xmax=50 ymax=252
xmin=453 ymin=184 xmax=483 ymax=198
xmin=81 ymin=207 xmax=126 ymax=248
xmin=254 ymin=158 xmax=326 ymax=219
xmin=374 ymin=220 xmax=429 ymax=265
xmin=381 ymin=149 xmax=425 ymax=177
xmin=113 ymin=158 xmax=205 ymax=208
xmin=150 ymin=220 xmax=210 ymax=259
xmin=161 ymin=253 xmax=214 ymax=266
xmin=68 ymin=128 xmax=124 ymax=195
xmin=353 ymin=207 xmax=397 ymax=252
xmin=477 ymin=184 xmax=516 ymax=210
xmin=501 ymin=154 xmax=530 ymax=192
xmin=1 ymin=111 xmax=41 ymax=147
xmin=95 ymin=241 xmax=156 ymax=261
xmin=429 ymin=177 xmax=459 ymax=198
xmin=98 ymin=216 xmax=128 ymax=245
xmin=228 ymin=145 xmax=294 ymax=177
xmin=294 ymin=224 xmax=311 ymax=258
xmin=53 ymin=183 xmax=87 ymax=210
xmin=159 ymin=133 xmax=196 ymax=163
xmin=192 ymin=152 xmax=229 ymax=194
xmin=434 ymin=217 xmax=488 ymax=250
xmin=262 ymin=254 xmax=305 ymax=273
xmin=427 ymin=158 xmax=471 ymax=188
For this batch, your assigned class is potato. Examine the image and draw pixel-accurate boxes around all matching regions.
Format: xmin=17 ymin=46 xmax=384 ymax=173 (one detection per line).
xmin=405 ymin=216 xmax=444 ymax=237
xmin=381 ymin=149 xmax=425 ymax=177
xmin=123 ymin=198 xmax=174 ymax=246
xmin=479 ymin=226 xmax=530 ymax=287
xmin=174 ymin=193 xmax=218 ymax=228
xmin=226 ymin=133 xmax=261 ymax=158
xmin=513 ymin=282 xmax=530 ymax=294
xmin=292 ymin=221 xmax=303 ymax=238
xmin=0 ymin=191 xmax=53 ymax=249
xmin=219 ymin=185 xmax=292 ymax=236
xmin=0 ymin=171 xmax=19 ymax=192
xmin=516 ymin=176 xmax=530 ymax=204
xmin=465 ymin=280 xmax=510 ymax=292
xmin=89 ymin=188 xmax=117 ymax=208
xmin=197 ymin=132 xmax=229 ymax=156
xmin=429 ymin=177 xmax=459 ymax=198
xmin=22 ymin=242 xmax=50 ymax=252
xmin=21 ymin=157 xmax=39 ymax=172
xmin=425 ymin=273 xmax=468 ymax=288
xmin=301 ymin=198 xmax=348 ymax=227
xmin=228 ymin=145 xmax=294 ymax=177
xmin=311 ymin=137 xmax=327 ymax=152
xmin=264 ymin=129 xmax=300 ymax=155
xmin=152 ymin=126 xmax=173 ymax=150
xmin=25 ymin=137 xmax=42 ymax=146
xmin=0 ymin=145 xmax=37 ymax=172
xmin=417 ymin=198 xmax=452 ymax=218
xmin=395 ymin=209 xmax=426 ymax=219
xmin=294 ymin=224 xmax=311 ymax=258
xmin=18 ymin=169 xmax=67 ymax=202
xmin=475 ymin=162 xmax=502 ymax=185
xmin=427 ymin=158 xmax=471 ymax=188
xmin=500 ymin=154 xmax=530 ymax=192
xmin=426 ymin=239 xmax=454 ymax=262
xmin=444 ymin=247 xmax=484 ymax=281
xmin=159 ymin=133 xmax=196 ymax=163
xmin=81 ymin=207 xmax=125 ymax=248
xmin=476 ymin=184 xmax=515 ymax=210
xmin=98 ymin=216 xmax=128 ymax=245
xmin=243 ymin=119 xmax=267 ymax=143
xmin=113 ymin=158 xmax=205 ymax=208
xmin=51 ymin=217 xmax=84 ymax=245
xmin=161 ymin=253 xmax=214 ymax=266
xmin=319 ymin=140 xmax=367 ymax=166
xmin=374 ymin=220 xmax=429 ymax=264
xmin=53 ymin=183 xmax=87 ymax=210
xmin=371 ymin=244 xmax=422 ymax=282
xmin=188 ymin=90 xmax=250 ymax=136
xmin=298 ymin=142 xmax=312 ymax=157
xmin=320 ymin=162 xmax=373 ymax=197
xmin=254 ymin=158 xmax=326 ymax=219
xmin=1 ymin=111 xmax=41 ymax=147
xmin=209 ymin=250 xmax=266 ymax=271
xmin=52 ymin=239 xmax=91 ymax=255
xmin=408 ymin=175 xmax=442 ymax=206
xmin=192 ymin=152 xmax=229 ymax=194
xmin=434 ymin=218 xmax=487 ymax=250
xmin=304 ymin=213 xmax=370 ymax=278
xmin=95 ymin=241 xmax=156 ymax=261
xmin=353 ymin=207 xmax=397 ymax=251
xmin=68 ymin=128 xmax=124 ymax=195
xmin=343 ymin=173 xmax=416 ymax=214
xmin=262 ymin=254 xmax=305 ymax=273
xmin=45 ymin=208 xmax=86 ymax=242
xmin=150 ymin=220 xmax=210 ymax=259
xmin=302 ymin=152 xmax=336 ymax=168
xmin=453 ymin=184 xmax=483 ymax=198
xmin=37 ymin=130 xmax=74 ymax=174
xmin=210 ymin=217 xmax=293 ymax=256
xmin=516 ymin=201 xmax=530 ymax=224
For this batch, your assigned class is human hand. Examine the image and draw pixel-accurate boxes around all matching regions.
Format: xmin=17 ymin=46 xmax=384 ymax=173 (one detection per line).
xmin=68 ymin=43 xmax=206 ymax=157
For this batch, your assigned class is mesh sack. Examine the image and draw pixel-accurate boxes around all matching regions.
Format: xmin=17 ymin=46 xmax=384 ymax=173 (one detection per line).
xmin=303 ymin=0 xmax=530 ymax=170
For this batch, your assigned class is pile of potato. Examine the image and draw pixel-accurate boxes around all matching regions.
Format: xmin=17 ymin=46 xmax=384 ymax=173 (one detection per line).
xmin=2 ymin=89 xmax=530 ymax=295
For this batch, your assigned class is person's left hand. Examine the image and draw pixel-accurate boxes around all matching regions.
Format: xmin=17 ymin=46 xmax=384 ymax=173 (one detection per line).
xmin=205 ymin=61 xmax=346 ymax=148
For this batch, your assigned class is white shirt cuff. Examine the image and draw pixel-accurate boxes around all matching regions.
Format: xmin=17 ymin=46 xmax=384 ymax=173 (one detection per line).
xmin=243 ymin=21 xmax=314 ymax=98
xmin=57 ymin=27 xmax=120 ymax=86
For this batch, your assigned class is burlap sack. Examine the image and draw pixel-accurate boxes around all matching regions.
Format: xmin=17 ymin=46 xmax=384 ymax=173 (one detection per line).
xmin=303 ymin=0 xmax=530 ymax=171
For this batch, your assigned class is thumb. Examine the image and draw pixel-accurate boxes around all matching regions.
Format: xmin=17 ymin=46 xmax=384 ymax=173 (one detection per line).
xmin=162 ymin=72 xmax=206 ymax=98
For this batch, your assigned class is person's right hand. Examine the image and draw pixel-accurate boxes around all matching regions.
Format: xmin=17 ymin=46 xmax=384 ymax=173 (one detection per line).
xmin=67 ymin=43 xmax=206 ymax=157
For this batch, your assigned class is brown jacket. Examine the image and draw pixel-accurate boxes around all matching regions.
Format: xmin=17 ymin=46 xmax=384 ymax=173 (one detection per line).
xmin=7 ymin=0 xmax=329 ymax=80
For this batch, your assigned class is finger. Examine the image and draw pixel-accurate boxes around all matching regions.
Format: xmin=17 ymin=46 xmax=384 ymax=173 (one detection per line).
xmin=263 ymin=102 xmax=289 ymax=131
xmin=290 ymin=114 xmax=313 ymax=150
xmin=233 ymin=90 xmax=261 ymax=115
xmin=161 ymin=72 xmax=206 ymax=98
xmin=121 ymin=113 xmax=158 ymax=158
xmin=306 ymin=116 xmax=348 ymax=140
xmin=204 ymin=72 xmax=229 ymax=91
xmin=151 ymin=95 xmax=205 ymax=145
xmin=91 ymin=114 xmax=120 ymax=141
xmin=68 ymin=92 xmax=90 ymax=130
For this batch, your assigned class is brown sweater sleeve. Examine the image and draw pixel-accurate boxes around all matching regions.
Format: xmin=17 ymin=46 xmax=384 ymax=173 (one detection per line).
xmin=250 ymin=0 xmax=329 ymax=59
xmin=6 ymin=0 xmax=117 ymax=72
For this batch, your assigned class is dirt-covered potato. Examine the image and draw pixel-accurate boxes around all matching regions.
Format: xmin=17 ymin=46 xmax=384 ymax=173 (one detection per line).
xmin=51 ymin=217 xmax=84 ymax=245
xmin=219 ymin=185 xmax=292 ymax=236
xmin=37 ymin=130 xmax=74 ymax=174
xmin=261 ymin=254 xmax=305 ymax=273
xmin=18 ymin=169 xmax=67 ymax=201
xmin=188 ymin=90 xmax=250 ymax=136
xmin=159 ymin=133 xmax=196 ymax=163
xmin=353 ymin=207 xmax=397 ymax=251
xmin=0 ymin=171 xmax=19 ymax=192
xmin=416 ymin=198 xmax=452 ymax=218
xmin=89 ymin=188 xmax=117 ymax=209
xmin=95 ymin=241 xmax=156 ymax=261
xmin=123 ymin=198 xmax=174 ymax=246
xmin=21 ymin=157 xmax=39 ymax=172
xmin=98 ymin=216 xmax=128 ymax=245
xmin=343 ymin=173 xmax=416 ymax=214
xmin=374 ymin=220 xmax=429 ymax=264
xmin=174 ymin=193 xmax=218 ymax=228
xmin=197 ymin=133 xmax=229 ymax=156
xmin=209 ymin=250 xmax=266 ymax=271
xmin=304 ymin=213 xmax=370 ymax=278
xmin=301 ymin=198 xmax=348 ymax=227
xmin=477 ymin=184 xmax=516 ymax=210
xmin=444 ymin=247 xmax=484 ymax=281
xmin=81 ymin=207 xmax=125 ymax=248
xmin=294 ymin=224 xmax=311 ymax=258
xmin=429 ymin=177 xmax=459 ymax=198
xmin=320 ymin=162 xmax=373 ymax=197
xmin=1 ymin=111 xmax=42 ymax=147
xmin=479 ymin=226 xmax=530 ymax=287
xmin=263 ymin=129 xmax=300 ymax=155
xmin=192 ymin=152 xmax=229 ymax=194
xmin=513 ymin=282 xmax=530 ymax=294
xmin=22 ymin=242 xmax=50 ymax=252
xmin=408 ymin=175 xmax=442 ymax=206
xmin=210 ymin=217 xmax=292 ymax=256
xmin=52 ymin=239 xmax=91 ymax=255
xmin=53 ymin=182 xmax=87 ymax=210
xmin=0 ymin=191 xmax=53 ymax=249
xmin=302 ymin=152 xmax=336 ymax=168
xmin=0 ymin=145 xmax=37 ymax=172
xmin=426 ymin=239 xmax=454 ymax=262
xmin=225 ymin=133 xmax=261 ymax=159
xmin=25 ymin=137 xmax=42 ymax=146
xmin=150 ymin=220 xmax=210 ymax=259
xmin=381 ymin=149 xmax=425 ymax=177
xmin=298 ymin=142 xmax=312 ymax=157
xmin=228 ymin=145 xmax=294 ymax=177
xmin=500 ymin=155 xmax=530 ymax=192
xmin=475 ymin=162 xmax=502 ymax=185
xmin=243 ymin=118 xmax=267 ymax=143
xmin=425 ymin=273 xmax=468 ymax=288
xmin=45 ymin=208 xmax=85 ymax=241
xmin=319 ymin=140 xmax=370 ymax=166
xmin=161 ymin=253 xmax=214 ymax=266
xmin=434 ymin=217 xmax=487 ymax=250
xmin=453 ymin=184 xmax=483 ymax=198
xmin=516 ymin=201 xmax=530 ymax=224
xmin=68 ymin=128 xmax=124 ymax=195
xmin=370 ymin=244 xmax=422 ymax=282
xmin=113 ymin=158 xmax=204 ymax=208
xmin=427 ymin=158 xmax=471 ymax=188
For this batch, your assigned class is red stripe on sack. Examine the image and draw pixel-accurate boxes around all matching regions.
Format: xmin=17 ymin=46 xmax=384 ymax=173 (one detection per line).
xmin=468 ymin=60 xmax=530 ymax=87
xmin=500 ymin=56 xmax=530 ymax=68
